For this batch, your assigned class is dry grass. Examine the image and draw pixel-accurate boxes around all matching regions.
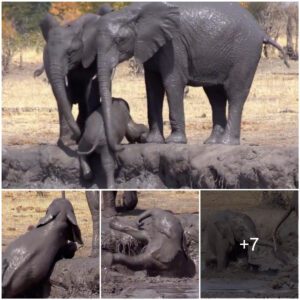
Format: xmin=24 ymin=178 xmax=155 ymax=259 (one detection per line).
xmin=2 ymin=49 xmax=298 ymax=146
xmin=2 ymin=191 xmax=93 ymax=257
xmin=113 ymin=191 xmax=199 ymax=214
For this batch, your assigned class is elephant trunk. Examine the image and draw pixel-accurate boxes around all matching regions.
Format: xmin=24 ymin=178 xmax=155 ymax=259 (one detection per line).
xmin=97 ymin=57 xmax=122 ymax=152
xmin=47 ymin=63 xmax=81 ymax=139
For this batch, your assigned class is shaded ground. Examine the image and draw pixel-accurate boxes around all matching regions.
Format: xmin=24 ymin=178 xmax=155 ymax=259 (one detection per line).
xmin=201 ymin=191 xmax=298 ymax=298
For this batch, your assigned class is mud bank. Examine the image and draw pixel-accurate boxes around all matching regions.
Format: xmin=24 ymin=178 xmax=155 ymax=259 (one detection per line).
xmin=2 ymin=144 xmax=298 ymax=189
xmin=50 ymin=257 xmax=99 ymax=298
xmin=101 ymin=213 xmax=199 ymax=298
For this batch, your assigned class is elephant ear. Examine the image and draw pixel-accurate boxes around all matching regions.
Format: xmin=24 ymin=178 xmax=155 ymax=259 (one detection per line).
xmin=214 ymin=221 xmax=235 ymax=246
xmin=37 ymin=209 xmax=57 ymax=227
xmin=67 ymin=211 xmax=84 ymax=245
xmin=81 ymin=20 xmax=99 ymax=68
xmin=40 ymin=13 xmax=59 ymax=41
xmin=133 ymin=3 xmax=180 ymax=64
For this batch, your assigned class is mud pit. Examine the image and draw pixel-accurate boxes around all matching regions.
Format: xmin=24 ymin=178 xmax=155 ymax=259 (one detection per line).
xmin=201 ymin=191 xmax=298 ymax=298
xmin=2 ymin=143 xmax=298 ymax=189
xmin=101 ymin=213 xmax=199 ymax=298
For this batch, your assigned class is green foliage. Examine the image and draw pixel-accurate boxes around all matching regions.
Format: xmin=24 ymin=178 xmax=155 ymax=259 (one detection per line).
xmin=3 ymin=2 xmax=51 ymax=34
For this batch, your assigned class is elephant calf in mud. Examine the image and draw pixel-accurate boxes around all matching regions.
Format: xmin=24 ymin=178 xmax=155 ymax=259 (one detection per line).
xmin=103 ymin=208 xmax=196 ymax=277
xmin=204 ymin=210 xmax=274 ymax=271
xmin=78 ymin=98 xmax=148 ymax=188
xmin=2 ymin=198 xmax=83 ymax=298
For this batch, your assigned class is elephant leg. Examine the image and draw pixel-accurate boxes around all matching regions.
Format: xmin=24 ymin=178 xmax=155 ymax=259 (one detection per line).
xmin=86 ymin=191 xmax=100 ymax=257
xmin=164 ymin=83 xmax=187 ymax=144
xmin=216 ymin=245 xmax=228 ymax=271
xmin=122 ymin=191 xmax=138 ymax=210
xmin=57 ymin=108 xmax=77 ymax=147
xmin=79 ymin=155 xmax=93 ymax=181
xmin=112 ymin=252 xmax=165 ymax=271
xmin=102 ymin=191 xmax=117 ymax=218
xmin=203 ymin=86 xmax=227 ymax=144
xmin=110 ymin=218 xmax=150 ymax=243
xmin=77 ymin=100 xmax=88 ymax=133
xmin=144 ymin=68 xmax=165 ymax=144
xmin=99 ymin=145 xmax=115 ymax=189
xmin=221 ymin=63 xmax=257 ymax=145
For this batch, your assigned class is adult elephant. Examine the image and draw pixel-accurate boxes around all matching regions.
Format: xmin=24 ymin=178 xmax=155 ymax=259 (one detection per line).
xmin=92 ymin=2 xmax=288 ymax=150
xmin=39 ymin=5 xmax=113 ymax=146
xmin=102 ymin=191 xmax=138 ymax=218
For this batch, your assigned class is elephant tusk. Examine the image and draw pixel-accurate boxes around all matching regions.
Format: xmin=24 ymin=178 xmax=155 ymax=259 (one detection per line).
xmin=65 ymin=76 xmax=68 ymax=87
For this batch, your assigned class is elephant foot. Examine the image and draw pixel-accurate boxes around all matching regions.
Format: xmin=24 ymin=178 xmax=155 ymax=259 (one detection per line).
xmin=83 ymin=169 xmax=93 ymax=181
xmin=90 ymin=248 xmax=99 ymax=258
xmin=145 ymin=131 xmax=165 ymax=144
xmin=102 ymin=251 xmax=113 ymax=267
xmin=165 ymin=132 xmax=187 ymax=144
xmin=219 ymin=132 xmax=240 ymax=145
xmin=204 ymin=126 xmax=225 ymax=144
xmin=102 ymin=207 xmax=117 ymax=218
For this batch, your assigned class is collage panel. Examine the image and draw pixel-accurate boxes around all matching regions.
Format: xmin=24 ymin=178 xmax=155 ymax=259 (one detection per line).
xmin=101 ymin=190 xmax=199 ymax=298
xmin=201 ymin=190 xmax=298 ymax=298
xmin=2 ymin=191 xmax=100 ymax=298
xmin=2 ymin=2 xmax=298 ymax=190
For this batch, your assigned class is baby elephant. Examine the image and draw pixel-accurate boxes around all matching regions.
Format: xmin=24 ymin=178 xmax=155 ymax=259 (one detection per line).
xmin=103 ymin=208 xmax=196 ymax=277
xmin=78 ymin=98 xmax=148 ymax=188
xmin=2 ymin=198 xmax=83 ymax=298
xmin=204 ymin=210 xmax=273 ymax=271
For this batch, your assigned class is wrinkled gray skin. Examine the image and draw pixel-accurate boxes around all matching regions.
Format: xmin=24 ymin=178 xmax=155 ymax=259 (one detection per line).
xmin=38 ymin=5 xmax=112 ymax=147
xmin=78 ymin=98 xmax=148 ymax=188
xmin=2 ymin=198 xmax=83 ymax=298
xmin=273 ymin=191 xmax=298 ymax=251
xmin=204 ymin=210 xmax=273 ymax=271
xmin=102 ymin=191 xmax=139 ymax=218
xmin=85 ymin=191 xmax=100 ymax=257
xmin=93 ymin=2 xmax=288 ymax=151
xmin=104 ymin=208 xmax=196 ymax=277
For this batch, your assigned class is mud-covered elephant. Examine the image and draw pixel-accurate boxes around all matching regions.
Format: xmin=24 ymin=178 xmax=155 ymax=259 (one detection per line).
xmin=273 ymin=191 xmax=298 ymax=251
xmin=90 ymin=2 xmax=288 ymax=151
xmin=103 ymin=208 xmax=196 ymax=277
xmin=102 ymin=191 xmax=139 ymax=218
xmin=2 ymin=198 xmax=83 ymax=298
xmin=78 ymin=98 xmax=148 ymax=187
xmin=38 ymin=5 xmax=113 ymax=146
xmin=204 ymin=210 xmax=274 ymax=271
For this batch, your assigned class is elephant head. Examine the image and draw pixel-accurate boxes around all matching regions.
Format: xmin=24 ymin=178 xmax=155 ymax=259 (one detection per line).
xmin=94 ymin=3 xmax=180 ymax=151
xmin=37 ymin=198 xmax=83 ymax=245
xmin=40 ymin=7 xmax=113 ymax=140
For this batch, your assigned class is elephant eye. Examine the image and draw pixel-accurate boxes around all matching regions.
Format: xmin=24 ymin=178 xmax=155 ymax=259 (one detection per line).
xmin=115 ymin=36 xmax=126 ymax=45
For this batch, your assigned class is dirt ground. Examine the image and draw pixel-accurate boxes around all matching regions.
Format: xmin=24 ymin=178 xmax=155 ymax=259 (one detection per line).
xmin=2 ymin=49 xmax=298 ymax=147
xmin=2 ymin=191 xmax=94 ymax=257
xmin=201 ymin=191 xmax=298 ymax=298
xmin=101 ymin=191 xmax=199 ymax=298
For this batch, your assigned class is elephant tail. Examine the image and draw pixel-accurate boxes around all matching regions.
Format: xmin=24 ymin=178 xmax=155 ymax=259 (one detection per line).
xmin=263 ymin=36 xmax=290 ymax=68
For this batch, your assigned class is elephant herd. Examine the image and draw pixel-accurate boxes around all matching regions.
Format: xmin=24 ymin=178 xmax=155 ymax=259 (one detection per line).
xmin=35 ymin=2 xmax=288 ymax=188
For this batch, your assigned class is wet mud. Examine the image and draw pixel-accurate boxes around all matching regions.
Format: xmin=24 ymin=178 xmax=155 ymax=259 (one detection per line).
xmin=2 ymin=144 xmax=298 ymax=189
xmin=201 ymin=192 xmax=298 ymax=298
xmin=101 ymin=213 xmax=199 ymax=298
